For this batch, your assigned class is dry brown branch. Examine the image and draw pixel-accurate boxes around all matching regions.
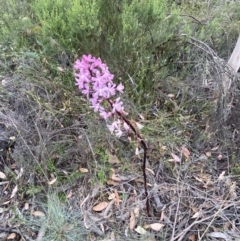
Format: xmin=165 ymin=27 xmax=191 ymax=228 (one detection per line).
xmin=172 ymin=199 xmax=240 ymax=241
xmin=170 ymin=187 xmax=182 ymax=241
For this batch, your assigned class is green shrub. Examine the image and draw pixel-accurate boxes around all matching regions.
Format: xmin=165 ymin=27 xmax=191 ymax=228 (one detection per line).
xmin=31 ymin=0 xmax=180 ymax=106
xmin=179 ymin=0 xmax=240 ymax=58
xmin=0 ymin=0 xmax=36 ymax=47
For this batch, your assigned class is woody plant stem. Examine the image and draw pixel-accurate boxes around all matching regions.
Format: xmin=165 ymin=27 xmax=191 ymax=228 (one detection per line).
xmin=107 ymin=99 xmax=150 ymax=216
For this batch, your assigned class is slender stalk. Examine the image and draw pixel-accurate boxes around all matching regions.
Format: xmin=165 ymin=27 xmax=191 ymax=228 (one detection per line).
xmin=107 ymin=99 xmax=150 ymax=216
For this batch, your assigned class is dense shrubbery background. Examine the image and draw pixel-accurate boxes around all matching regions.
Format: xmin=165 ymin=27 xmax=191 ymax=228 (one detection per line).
xmin=30 ymin=0 xmax=181 ymax=105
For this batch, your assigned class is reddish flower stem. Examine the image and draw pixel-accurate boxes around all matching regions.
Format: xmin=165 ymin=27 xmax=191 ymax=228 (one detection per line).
xmin=107 ymin=99 xmax=150 ymax=216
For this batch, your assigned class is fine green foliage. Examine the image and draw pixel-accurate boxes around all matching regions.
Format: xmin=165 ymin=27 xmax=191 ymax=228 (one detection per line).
xmin=179 ymin=0 xmax=240 ymax=57
xmin=31 ymin=0 xmax=180 ymax=106
xmin=26 ymin=194 xmax=87 ymax=241
xmin=0 ymin=0 xmax=37 ymax=48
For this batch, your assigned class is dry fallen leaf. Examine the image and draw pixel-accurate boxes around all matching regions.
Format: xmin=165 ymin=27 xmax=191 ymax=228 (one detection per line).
xmin=150 ymin=223 xmax=164 ymax=231
xmin=217 ymin=154 xmax=223 ymax=160
xmin=205 ymin=151 xmax=212 ymax=157
xmin=111 ymin=173 xmax=122 ymax=182
xmin=134 ymin=207 xmax=140 ymax=217
xmin=167 ymin=93 xmax=175 ymax=98
xmin=106 ymin=150 xmax=120 ymax=164
xmin=182 ymin=146 xmax=190 ymax=159
xmin=135 ymin=147 xmax=139 ymax=155
xmin=48 ymin=177 xmax=57 ymax=185
xmin=9 ymin=136 xmax=16 ymax=141
xmin=16 ymin=167 xmax=24 ymax=180
xmin=207 ymin=232 xmax=232 ymax=240
xmin=171 ymin=153 xmax=181 ymax=163
xmin=135 ymin=122 xmax=144 ymax=130
xmin=129 ymin=211 xmax=135 ymax=230
xmin=10 ymin=185 xmax=18 ymax=198
xmin=192 ymin=211 xmax=201 ymax=219
xmin=188 ymin=233 xmax=196 ymax=241
xmin=106 ymin=180 xmax=119 ymax=186
xmin=218 ymin=171 xmax=225 ymax=181
xmin=191 ymin=206 xmax=198 ymax=213
xmin=139 ymin=114 xmax=145 ymax=120
xmin=108 ymin=193 xmax=115 ymax=200
xmin=133 ymin=189 xmax=137 ymax=196
xmin=211 ymin=145 xmax=219 ymax=151
xmin=100 ymin=223 xmax=105 ymax=233
xmin=79 ymin=168 xmax=89 ymax=173
xmin=92 ymin=201 xmax=109 ymax=212
xmin=67 ymin=190 xmax=73 ymax=199
xmin=193 ymin=175 xmax=204 ymax=183
xmin=10 ymin=163 xmax=16 ymax=169
xmin=135 ymin=226 xmax=147 ymax=235
xmin=143 ymin=224 xmax=151 ymax=229
xmin=229 ymin=182 xmax=236 ymax=194
xmin=2 ymin=79 xmax=7 ymax=86
xmin=114 ymin=189 xmax=121 ymax=206
xmin=24 ymin=202 xmax=29 ymax=210
xmin=146 ymin=168 xmax=155 ymax=175
xmin=57 ymin=66 xmax=64 ymax=72
xmin=160 ymin=145 xmax=167 ymax=151
xmin=7 ymin=233 xmax=16 ymax=240
xmin=160 ymin=211 xmax=165 ymax=221
xmin=32 ymin=210 xmax=45 ymax=217
xmin=223 ymin=221 xmax=231 ymax=231
xmin=0 ymin=171 xmax=6 ymax=179
xmin=194 ymin=174 xmax=212 ymax=189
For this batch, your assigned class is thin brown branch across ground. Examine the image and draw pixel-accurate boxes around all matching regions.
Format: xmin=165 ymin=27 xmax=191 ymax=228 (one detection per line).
xmin=172 ymin=201 xmax=240 ymax=241
xmin=170 ymin=186 xmax=182 ymax=241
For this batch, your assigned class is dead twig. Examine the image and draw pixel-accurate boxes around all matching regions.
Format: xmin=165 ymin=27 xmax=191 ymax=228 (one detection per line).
xmin=199 ymin=192 xmax=230 ymax=240
xmin=170 ymin=185 xmax=182 ymax=241
xmin=172 ymin=201 xmax=240 ymax=241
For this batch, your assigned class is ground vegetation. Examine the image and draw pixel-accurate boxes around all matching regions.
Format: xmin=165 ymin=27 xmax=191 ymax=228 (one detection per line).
xmin=0 ymin=0 xmax=240 ymax=240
